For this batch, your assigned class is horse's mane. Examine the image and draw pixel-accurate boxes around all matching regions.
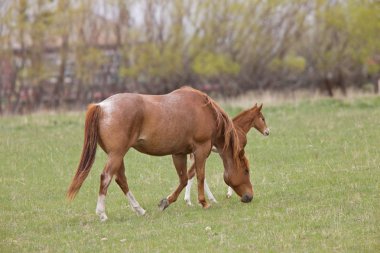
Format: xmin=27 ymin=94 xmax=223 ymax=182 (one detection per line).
xmin=181 ymin=87 xmax=241 ymax=166
xmin=233 ymin=108 xmax=252 ymax=122
xmin=232 ymin=106 xmax=258 ymax=126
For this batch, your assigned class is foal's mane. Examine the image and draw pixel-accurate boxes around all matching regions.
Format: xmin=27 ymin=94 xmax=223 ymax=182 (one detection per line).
xmin=232 ymin=106 xmax=259 ymax=127
xmin=182 ymin=87 xmax=241 ymax=165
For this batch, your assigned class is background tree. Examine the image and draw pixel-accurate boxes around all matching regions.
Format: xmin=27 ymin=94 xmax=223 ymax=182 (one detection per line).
xmin=0 ymin=0 xmax=379 ymax=113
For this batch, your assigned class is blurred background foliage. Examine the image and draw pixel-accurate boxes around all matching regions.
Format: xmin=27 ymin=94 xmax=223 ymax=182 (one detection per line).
xmin=0 ymin=0 xmax=379 ymax=113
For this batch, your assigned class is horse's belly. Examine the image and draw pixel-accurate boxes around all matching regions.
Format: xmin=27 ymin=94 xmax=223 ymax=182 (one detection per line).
xmin=132 ymin=137 xmax=193 ymax=156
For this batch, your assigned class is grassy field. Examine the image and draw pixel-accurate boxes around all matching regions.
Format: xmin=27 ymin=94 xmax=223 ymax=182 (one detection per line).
xmin=1 ymin=96 xmax=379 ymax=252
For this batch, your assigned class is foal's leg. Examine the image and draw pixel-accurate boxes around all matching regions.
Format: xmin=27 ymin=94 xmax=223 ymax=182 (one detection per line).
xmin=158 ymin=154 xmax=188 ymax=211
xmin=184 ymin=178 xmax=194 ymax=206
xmin=184 ymin=162 xmax=196 ymax=206
xmin=115 ymin=161 xmax=146 ymax=216
xmin=226 ymin=186 xmax=233 ymax=198
xmin=204 ymin=179 xmax=218 ymax=203
xmin=95 ymin=155 xmax=123 ymax=222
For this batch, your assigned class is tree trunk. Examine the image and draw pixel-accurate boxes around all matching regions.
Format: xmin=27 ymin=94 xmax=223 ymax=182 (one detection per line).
xmin=323 ymin=77 xmax=334 ymax=97
xmin=55 ymin=35 xmax=69 ymax=108
xmin=337 ymin=69 xmax=347 ymax=96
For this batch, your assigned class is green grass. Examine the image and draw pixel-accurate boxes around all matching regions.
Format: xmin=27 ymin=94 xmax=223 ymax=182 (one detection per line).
xmin=1 ymin=97 xmax=379 ymax=252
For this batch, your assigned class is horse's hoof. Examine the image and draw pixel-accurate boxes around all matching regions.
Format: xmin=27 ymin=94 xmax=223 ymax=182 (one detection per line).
xmin=203 ymin=203 xmax=211 ymax=209
xmin=98 ymin=213 xmax=108 ymax=222
xmin=134 ymin=207 xmax=146 ymax=216
xmin=158 ymin=198 xmax=170 ymax=211
xmin=96 ymin=209 xmax=108 ymax=222
xmin=185 ymin=199 xmax=193 ymax=206
xmin=199 ymin=201 xmax=211 ymax=209
xmin=226 ymin=193 xmax=232 ymax=198
xmin=210 ymin=198 xmax=218 ymax=204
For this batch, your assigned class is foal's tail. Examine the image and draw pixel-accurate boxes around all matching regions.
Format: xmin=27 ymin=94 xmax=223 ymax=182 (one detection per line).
xmin=67 ymin=104 xmax=101 ymax=201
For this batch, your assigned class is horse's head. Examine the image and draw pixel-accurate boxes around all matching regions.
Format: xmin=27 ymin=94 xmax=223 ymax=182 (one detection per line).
xmin=251 ymin=103 xmax=270 ymax=136
xmin=221 ymin=146 xmax=253 ymax=203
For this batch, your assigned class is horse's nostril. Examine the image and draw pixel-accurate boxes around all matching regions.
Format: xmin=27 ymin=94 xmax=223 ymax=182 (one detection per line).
xmin=241 ymin=194 xmax=253 ymax=203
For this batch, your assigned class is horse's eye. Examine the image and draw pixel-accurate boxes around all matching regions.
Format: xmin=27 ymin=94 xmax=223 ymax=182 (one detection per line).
xmin=244 ymin=169 xmax=249 ymax=175
xmin=262 ymin=117 xmax=265 ymax=122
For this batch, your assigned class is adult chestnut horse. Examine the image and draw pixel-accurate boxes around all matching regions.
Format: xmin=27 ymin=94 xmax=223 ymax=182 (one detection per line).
xmin=184 ymin=103 xmax=270 ymax=205
xmin=67 ymin=87 xmax=253 ymax=221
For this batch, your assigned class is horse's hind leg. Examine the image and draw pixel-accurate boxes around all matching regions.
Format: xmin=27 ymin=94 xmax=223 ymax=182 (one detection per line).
xmin=159 ymin=154 xmax=188 ymax=211
xmin=115 ymin=161 xmax=146 ymax=216
xmin=95 ymin=155 xmax=123 ymax=222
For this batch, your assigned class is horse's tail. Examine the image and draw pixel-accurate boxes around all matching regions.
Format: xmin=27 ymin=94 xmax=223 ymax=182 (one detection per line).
xmin=67 ymin=104 xmax=101 ymax=201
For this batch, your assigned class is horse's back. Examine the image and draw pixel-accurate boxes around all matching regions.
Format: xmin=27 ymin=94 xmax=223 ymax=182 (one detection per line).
xmin=136 ymin=88 xmax=216 ymax=155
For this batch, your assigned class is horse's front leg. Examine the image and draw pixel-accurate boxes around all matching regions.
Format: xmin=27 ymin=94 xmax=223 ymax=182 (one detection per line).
xmin=158 ymin=154 xmax=188 ymax=211
xmin=193 ymin=144 xmax=212 ymax=209
xmin=184 ymin=154 xmax=217 ymax=206
xmin=195 ymin=160 xmax=210 ymax=208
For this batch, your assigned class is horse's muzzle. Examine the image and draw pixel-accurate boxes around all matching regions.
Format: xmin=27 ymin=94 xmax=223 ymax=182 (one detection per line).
xmin=264 ymin=128 xmax=270 ymax=136
xmin=241 ymin=193 xmax=253 ymax=203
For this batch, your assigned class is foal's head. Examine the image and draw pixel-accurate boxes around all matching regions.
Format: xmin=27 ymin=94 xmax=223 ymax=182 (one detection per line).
xmin=252 ymin=103 xmax=270 ymax=136
xmin=247 ymin=103 xmax=270 ymax=136
xmin=232 ymin=103 xmax=270 ymax=136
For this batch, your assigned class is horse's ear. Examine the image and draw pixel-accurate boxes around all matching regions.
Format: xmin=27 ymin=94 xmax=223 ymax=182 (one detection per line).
xmin=253 ymin=103 xmax=258 ymax=108
xmin=258 ymin=103 xmax=263 ymax=111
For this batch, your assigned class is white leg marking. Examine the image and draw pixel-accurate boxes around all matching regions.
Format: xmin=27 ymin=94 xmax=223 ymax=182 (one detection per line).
xmin=127 ymin=191 xmax=146 ymax=216
xmin=226 ymin=186 xmax=233 ymax=198
xmin=184 ymin=178 xmax=194 ymax=206
xmin=204 ymin=179 xmax=217 ymax=203
xmin=96 ymin=194 xmax=108 ymax=222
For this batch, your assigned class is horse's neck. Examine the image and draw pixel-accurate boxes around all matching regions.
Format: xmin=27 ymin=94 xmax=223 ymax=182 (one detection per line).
xmin=233 ymin=112 xmax=256 ymax=134
xmin=219 ymin=149 xmax=235 ymax=175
